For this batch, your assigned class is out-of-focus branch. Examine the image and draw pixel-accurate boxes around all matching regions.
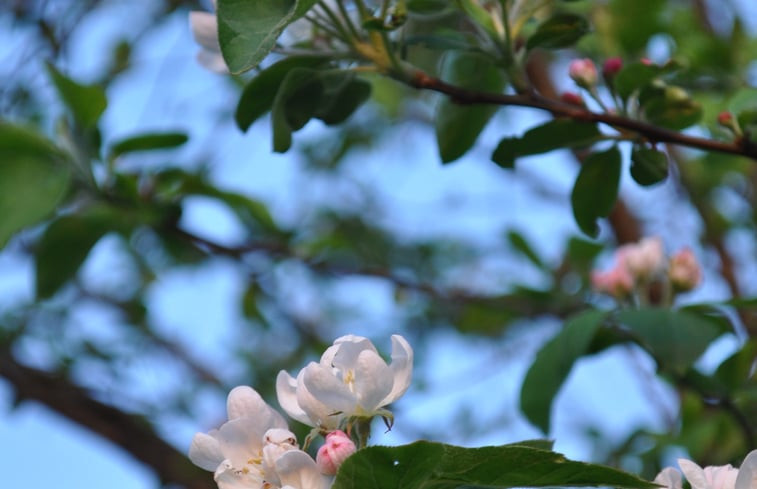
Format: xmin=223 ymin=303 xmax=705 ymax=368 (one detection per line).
xmin=0 ymin=347 xmax=215 ymax=489
xmin=403 ymin=71 xmax=757 ymax=160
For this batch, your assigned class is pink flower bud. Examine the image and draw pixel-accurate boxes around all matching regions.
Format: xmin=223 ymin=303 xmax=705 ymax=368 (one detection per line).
xmin=668 ymin=248 xmax=701 ymax=292
xmin=602 ymin=57 xmax=623 ymax=80
xmin=316 ymin=430 xmax=356 ymax=476
xmin=591 ymin=266 xmax=634 ymax=298
xmin=568 ymin=58 xmax=598 ymax=88
xmin=619 ymin=236 xmax=665 ymax=280
xmin=560 ymin=91 xmax=585 ymax=106
xmin=640 ymin=57 xmax=653 ymax=65
xmin=718 ymin=111 xmax=733 ymax=125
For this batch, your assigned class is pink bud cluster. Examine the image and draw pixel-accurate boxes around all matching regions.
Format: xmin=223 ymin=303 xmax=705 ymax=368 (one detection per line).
xmin=316 ymin=430 xmax=357 ymax=475
xmin=591 ymin=237 xmax=701 ymax=300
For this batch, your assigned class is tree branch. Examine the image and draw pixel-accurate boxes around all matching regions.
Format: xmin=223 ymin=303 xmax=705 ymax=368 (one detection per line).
xmin=0 ymin=348 xmax=215 ymax=489
xmin=404 ymin=71 xmax=757 ymax=160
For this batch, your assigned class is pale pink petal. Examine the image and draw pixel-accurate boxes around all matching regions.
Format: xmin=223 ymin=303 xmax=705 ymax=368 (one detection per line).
xmin=276 ymin=370 xmax=313 ymax=426
xmin=380 ymin=334 xmax=413 ymax=406
xmin=189 ymin=11 xmax=220 ymax=52
xmin=276 ymin=450 xmax=334 ymax=489
xmin=736 ymin=450 xmax=757 ymax=489
xmin=654 ymin=467 xmax=683 ymax=489
xmin=188 ymin=432 xmax=224 ymax=471
xmin=679 ymin=458 xmax=710 ymax=489
xmin=352 ymin=349 xmax=392 ymax=412
xmin=301 ymin=362 xmax=356 ymax=423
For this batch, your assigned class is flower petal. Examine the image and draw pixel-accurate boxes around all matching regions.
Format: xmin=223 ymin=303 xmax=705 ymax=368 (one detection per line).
xmin=352 ymin=349 xmax=392 ymax=412
xmin=188 ymin=11 xmax=221 ymax=52
xmin=276 ymin=450 xmax=333 ymax=489
xmin=216 ymin=417 xmax=268 ymax=468
xmin=736 ymin=450 xmax=757 ymax=489
xmin=188 ymin=432 xmax=224 ymax=471
xmin=214 ymin=459 xmax=263 ymax=489
xmin=277 ymin=370 xmax=315 ymax=426
xmin=227 ymin=385 xmax=287 ymax=431
xmin=301 ymin=362 xmax=354 ymax=427
xmin=654 ymin=467 xmax=683 ymax=489
xmin=380 ymin=334 xmax=413 ymax=406
xmin=679 ymin=458 xmax=710 ymax=489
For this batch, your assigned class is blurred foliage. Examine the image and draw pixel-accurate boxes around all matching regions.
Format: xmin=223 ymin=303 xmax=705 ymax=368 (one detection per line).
xmin=1 ymin=0 xmax=756 ymax=487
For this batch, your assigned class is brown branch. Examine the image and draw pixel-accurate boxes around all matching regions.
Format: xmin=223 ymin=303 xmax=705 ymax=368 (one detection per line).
xmin=0 ymin=348 xmax=215 ymax=489
xmin=404 ymin=71 xmax=757 ymax=160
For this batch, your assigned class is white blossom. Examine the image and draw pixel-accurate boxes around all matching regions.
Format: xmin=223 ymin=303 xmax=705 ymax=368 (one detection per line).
xmin=276 ymin=334 xmax=413 ymax=429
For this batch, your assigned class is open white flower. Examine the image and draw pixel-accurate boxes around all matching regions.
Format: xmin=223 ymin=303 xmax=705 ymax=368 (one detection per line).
xmin=674 ymin=450 xmax=757 ymax=489
xmin=188 ymin=386 xmax=289 ymax=489
xmin=276 ymin=334 xmax=413 ymax=429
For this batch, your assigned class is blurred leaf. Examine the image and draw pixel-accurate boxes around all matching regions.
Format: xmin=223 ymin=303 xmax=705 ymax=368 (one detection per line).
xmin=0 ymin=123 xmax=71 ymax=248
xmin=713 ymin=340 xmax=757 ymax=393
xmin=566 ymin=237 xmax=604 ymax=270
xmin=521 ymin=309 xmax=607 ymax=433
xmin=313 ymin=74 xmax=372 ymax=125
xmin=526 ymin=13 xmax=589 ymax=50
xmin=271 ymin=67 xmax=322 ymax=152
xmin=406 ymin=0 xmax=451 ymax=15
xmin=492 ymin=119 xmax=601 ymax=169
xmin=45 ymin=62 xmax=107 ymax=128
xmin=35 ymin=208 xmax=122 ymax=298
xmin=507 ymin=230 xmax=545 ymax=269
xmin=617 ymin=308 xmax=727 ymax=375
xmin=607 ymin=0 xmax=665 ymax=54
xmin=435 ymin=50 xmax=506 ymax=163
xmin=641 ymin=86 xmax=702 ymax=130
xmin=236 ymin=55 xmax=330 ymax=131
xmin=333 ymin=440 xmax=658 ymax=489
xmin=570 ymin=147 xmax=621 ymax=238
xmin=217 ymin=0 xmax=318 ymax=74
xmin=109 ymin=132 xmax=188 ymax=158
xmin=630 ymin=146 xmax=669 ymax=186
xmin=613 ymin=61 xmax=673 ymax=100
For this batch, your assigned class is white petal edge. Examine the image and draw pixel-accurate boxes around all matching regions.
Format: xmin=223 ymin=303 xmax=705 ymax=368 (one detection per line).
xmin=736 ymin=449 xmax=757 ymax=489
xmin=227 ymin=385 xmax=266 ymax=420
xmin=302 ymin=361 xmax=357 ymax=417
xmin=188 ymin=432 xmax=224 ymax=471
xmin=188 ymin=11 xmax=221 ymax=52
xmin=380 ymin=334 xmax=413 ymax=406
xmin=276 ymin=370 xmax=313 ymax=426
xmin=353 ymin=349 xmax=393 ymax=412
xmin=276 ymin=450 xmax=333 ymax=489
xmin=679 ymin=458 xmax=710 ymax=489
xmin=654 ymin=467 xmax=683 ymax=489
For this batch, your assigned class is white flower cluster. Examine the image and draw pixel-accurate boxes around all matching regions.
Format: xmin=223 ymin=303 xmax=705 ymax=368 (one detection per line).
xmin=189 ymin=335 xmax=413 ymax=489
xmin=655 ymin=451 xmax=757 ymax=489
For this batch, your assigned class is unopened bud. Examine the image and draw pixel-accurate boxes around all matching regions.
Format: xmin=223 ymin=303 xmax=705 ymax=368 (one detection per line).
xmin=718 ymin=111 xmax=733 ymax=125
xmin=569 ymin=58 xmax=598 ymax=89
xmin=560 ymin=91 xmax=585 ymax=106
xmin=602 ymin=57 xmax=623 ymax=81
xmin=669 ymin=248 xmax=701 ymax=292
xmin=316 ymin=430 xmax=356 ymax=476
xmin=591 ymin=266 xmax=634 ymax=298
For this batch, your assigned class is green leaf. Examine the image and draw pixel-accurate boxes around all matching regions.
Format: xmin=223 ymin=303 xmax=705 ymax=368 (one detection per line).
xmin=45 ymin=62 xmax=107 ymax=127
xmin=617 ymin=308 xmax=727 ymax=375
xmin=630 ymin=146 xmax=669 ymax=186
xmin=506 ymin=230 xmax=544 ymax=269
xmin=35 ymin=209 xmax=119 ymax=298
xmin=407 ymin=0 xmax=450 ymax=14
xmin=520 ymin=309 xmax=607 ymax=433
xmin=271 ymin=67 xmax=323 ymax=152
xmin=0 ymin=123 xmax=72 ymax=248
xmin=492 ymin=119 xmax=601 ymax=169
xmin=109 ymin=132 xmax=188 ymax=158
xmin=333 ymin=440 xmax=658 ymax=489
xmin=313 ymin=74 xmax=372 ymax=125
xmin=570 ymin=147 xmax=621 ymax=238
xmin=235 ymin=55 xmax=330 ymax=131
xmin=714 ymin=340 xmax=757 ymax=393
xmin=641 ymin=86 xmax=702 ymax=130
xmin=614 ymin=61 xmax=665 ymax=100
xmin=434 ymin=51 xmax=506 ymax=163
xmin=526 ymin=13 xmax=589 ymax=50
xmin=217 ymin=0 xmax=318 ymax=74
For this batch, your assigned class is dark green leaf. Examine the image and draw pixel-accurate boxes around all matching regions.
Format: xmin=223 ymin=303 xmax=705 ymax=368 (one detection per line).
xmin=713 ymin=340 xmax=756 ymax=393
xmin=313 ymin=74 xmax=372 ymax=125
xmin=434 ymin=51 xmax=506 ymax=163
xmin=235 ymin=56 xmax=330 ymax=131
xmin=109 ymin=132 xmax=188 ymax=157
xmin=617 ymin=308 xmax=727 ymax=375
xmin=570 ymin=146 xmax=622 ymax=237
xmin=641 ymin=86 xmax=702 ymax=130
xmin=217 ymin=0 xmax=318 ymax=74
xmin=271 ymin=67 xmax=323 ymax=152
xmin=35 ymin=209 xmax=119 ymax=298
xmin=492 ymin=119 xmax=601 ymax=169
xmin=45 ymin=62 xmax=107 ymax=127
xmin=614 ymin=61 xmax=665 ymax=100
xmin=333 ymin=440 xmax=658 ymax=489
xmin=566 ymin=236 xmax=604 ymax=269
xmin=0 ymin=124 xmax=72 ymax=248
xmin=630 ymin=146 xmax=669 ymax=186
xmin=406 ymin=0 xmax=449 ymax=14
xmin=506 ymin=230 xmax=545 ymax=269
xmin=526 ymin=13 xmax=589 ymax=50
xmin=520 ymin=309 xmax=607 ymax=433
